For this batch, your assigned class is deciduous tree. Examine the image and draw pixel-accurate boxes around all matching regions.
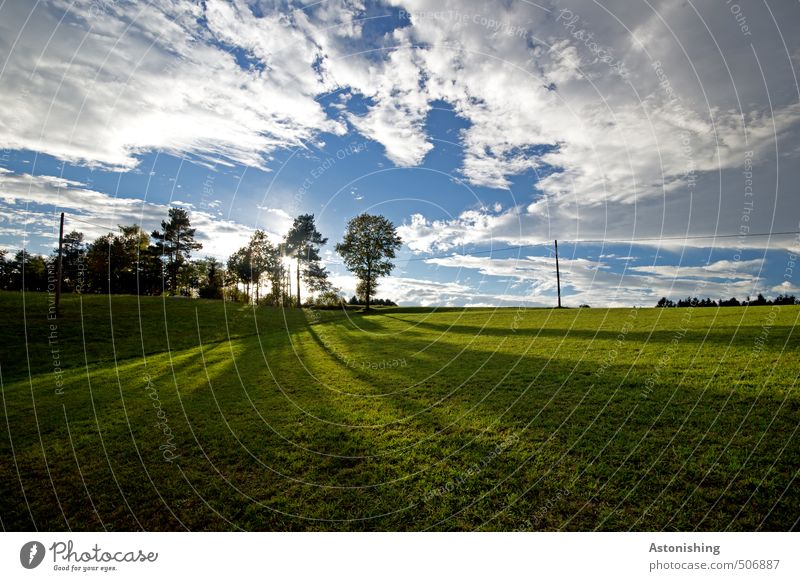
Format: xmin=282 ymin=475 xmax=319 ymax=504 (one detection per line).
xmin=335 ymin=213 xmax=401 ymax=311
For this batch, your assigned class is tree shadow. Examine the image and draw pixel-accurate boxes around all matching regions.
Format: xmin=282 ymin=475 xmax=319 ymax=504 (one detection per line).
xmin=2 ymin=301 xmax=797 ymax=532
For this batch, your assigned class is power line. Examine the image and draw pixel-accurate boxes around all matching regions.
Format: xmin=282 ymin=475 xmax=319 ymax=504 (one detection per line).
xmin=62 ymin=214 xmax=127 ymax=232
xmin=403 ymin=229 xmax=800 ymax=262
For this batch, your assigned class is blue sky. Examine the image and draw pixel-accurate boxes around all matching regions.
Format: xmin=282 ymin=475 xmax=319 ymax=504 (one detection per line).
xmin=1 ymin=0 xmax=799 ymax=306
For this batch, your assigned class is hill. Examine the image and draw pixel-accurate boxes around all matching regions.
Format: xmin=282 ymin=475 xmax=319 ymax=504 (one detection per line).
xmin=0 ymin=292 xmax=797 ymax=530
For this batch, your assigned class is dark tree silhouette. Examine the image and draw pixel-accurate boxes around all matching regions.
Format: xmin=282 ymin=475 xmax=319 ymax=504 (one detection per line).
xmin=151 ymin=207 xmax=202 ymax=294
xmin=0 ymin=249 xmax=9 ymax=290
xmin=335 ymin=213 xmax=402 ymax=310
xmin=303 ymin=260 xmax=332 ymax=296
xmin=284 ymin=214 xmax=327 ymax=308
xmin=198 ymin=257 xmax=225 ymax=299
xmin=84 ymin=225 xmax=160 ymax=294
xmin=51 ymin=230 xmax=86 ymax=293
xmin=9 ymin=250 xmax=47 ymax=291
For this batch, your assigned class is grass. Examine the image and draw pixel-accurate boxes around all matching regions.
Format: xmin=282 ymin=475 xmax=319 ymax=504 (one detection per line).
xmin=0 ymin=291 xmax=797 ymax=531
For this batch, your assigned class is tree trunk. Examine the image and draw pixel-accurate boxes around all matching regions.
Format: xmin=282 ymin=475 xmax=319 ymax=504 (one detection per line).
xmin=173 ymin=234 xmax=180 ymax=295
xmin=365 ymin=265 xmax=371 ymax=311
xmin=286 ymin=265 xmax=290 ymax=307
xmin=296 ymin=257 xmax=301 ymax=308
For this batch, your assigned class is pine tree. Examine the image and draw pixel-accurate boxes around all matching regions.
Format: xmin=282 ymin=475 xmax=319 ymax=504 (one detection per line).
xmin=284 ymin=214 xmax=328 ymax=307
xmin=151 ymin=207 xmax=202 ymax=295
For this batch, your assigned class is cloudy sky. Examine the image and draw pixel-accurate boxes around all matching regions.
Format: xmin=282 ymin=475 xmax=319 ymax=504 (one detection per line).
xmin=1 ymin=0 xmax=799 ymax=306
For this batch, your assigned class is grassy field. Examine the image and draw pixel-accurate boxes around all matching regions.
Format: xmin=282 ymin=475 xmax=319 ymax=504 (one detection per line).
xmin=0 ymin=291 xmax=797 ymax=531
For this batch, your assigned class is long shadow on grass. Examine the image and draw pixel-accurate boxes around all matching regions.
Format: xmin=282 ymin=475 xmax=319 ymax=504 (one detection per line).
xmin=2 ymin=302 xmax=797 ymax=531
xmin=265 ymin=314 xmax=800 ymax=531
xmin=379 ymin=311 xmax=798 ymax=348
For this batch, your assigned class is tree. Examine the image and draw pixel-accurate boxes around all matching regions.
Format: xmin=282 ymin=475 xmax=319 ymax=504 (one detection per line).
xmin=0 ymin=249 xmax=10 ymax=290
xmin=138 ymin=243 xmax=165 ymax=296
xmin=719 ymin=297 xmax=740 ymax=307
xmin=177 ymin=260 xmax=202 ymax=296
xmin=227 ymin=246 xmax=253 ymax=301
xmin=115 ymin=224 xmax=151 ymax=294
xmin=284 ymin=214 xmax=327 ymax=307
xmin=248 ymin=230 xmax=278 ymax=303
xmin=773 ymin=294 xmax=797 ymax=306
xmin=356 ymin=278 xmax=377 ymax=304
xmin=198 ymin=257 xmax=225 ymax=299
xmin=226 ymin=231 xmax=281 ymax=304
xmin=51 ymin=230 xmax=86 ymax=293
xmin=266 ymin=242 xmax=286 ymax=305
xmin=84 ymin=226 xmax=161 ymax=295
xmin=10 ymin=250 xmax=47 ymax=291
xmin=85 ymin=233 xmax=115 ymax=293
xmin=335 ymin=213 xmax=402 ymax=310
xmin=314 ymin=289 xmax=345 ymax=308
xmin=151 ymin=207 xmax=202 ymax=294
xmin=303 ymin=260 xmax=332 ymax=297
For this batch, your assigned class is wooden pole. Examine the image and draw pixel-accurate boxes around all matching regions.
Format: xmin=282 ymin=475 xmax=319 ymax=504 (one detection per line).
xmin=55 ymin=212 xmax=64 ymax=317
xmin=554 ymin=239 xmax=562 ymax=309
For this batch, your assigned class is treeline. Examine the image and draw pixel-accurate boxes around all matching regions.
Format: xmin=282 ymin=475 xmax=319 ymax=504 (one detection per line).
xmin=347 ymin=296 xmax=397 ymax=307
xmin=226 ymin=213 xmax=331 ymax=306
xmin=0 ymin=208 xmax=402 ymax=309
xmin=0 ymin=208 xmax=217 ymax=297
xmin=656 ymin=293 xmax=799 ymax=308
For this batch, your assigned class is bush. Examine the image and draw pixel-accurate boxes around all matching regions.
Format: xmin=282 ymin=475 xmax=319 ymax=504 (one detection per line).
xmin=314 ymin=290 xmax=345 ymax=308
xmin=224 ymin=286 xmax=249 ymax=303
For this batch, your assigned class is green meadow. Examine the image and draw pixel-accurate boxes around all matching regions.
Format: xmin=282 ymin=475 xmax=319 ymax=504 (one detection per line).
xmin=0 ymin=292 xmax=797 ymax=531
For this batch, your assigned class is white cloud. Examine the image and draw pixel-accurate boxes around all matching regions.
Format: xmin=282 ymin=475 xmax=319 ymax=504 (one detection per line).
xmin=347 ymin=50 xmax=434 ymax=166
xmin=770 ymin=280 xmax=800 ymax=295
xmin=423 ymin=253 xmax=768 ymax=307
xmin=398 ymin=200 xmax=800 ymax=253
xmin=2 ymin=0 xmax=799 ymax=306
xmin=398 ymin=210 xmax=526 ymax=253
xmin=4 ymin=0 xmax=799 ymax=222
xmin=0 ymin=171 xmax=277 ymax=259
xmin=628 ymin=259 xmax=764 ymax=280
xmin=0 ymin=0 xmax=344 ymax=170
xmin=386 ymin=0 xmax=800 ymax=248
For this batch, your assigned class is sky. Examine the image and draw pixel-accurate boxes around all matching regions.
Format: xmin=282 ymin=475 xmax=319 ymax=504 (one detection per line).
xmin=1 ymin=0 xmax=799 ymax=307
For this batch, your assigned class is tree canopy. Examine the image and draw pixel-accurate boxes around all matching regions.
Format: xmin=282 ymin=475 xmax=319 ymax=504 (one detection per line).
xmin=335 ymin=213 xmax=402 ymax=310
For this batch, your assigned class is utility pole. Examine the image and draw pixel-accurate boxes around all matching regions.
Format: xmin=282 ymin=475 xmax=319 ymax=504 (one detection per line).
xmin=55 ymin=212 xmax=65 ymax=317
xmin=554 ymin=239 xmax=562 ymax=309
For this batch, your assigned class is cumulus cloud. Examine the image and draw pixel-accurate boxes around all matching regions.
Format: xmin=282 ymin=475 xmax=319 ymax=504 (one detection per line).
xmin=347 ymin=50 xmax=434 ymax=166
xmin=2 ymin=0 xmax=799 ymax=304
xmin=0 ymin=0 xmax=344 ymax=170
xmin=3 ymin=0 xmax=799 ymax=215
xmin=387 ymin=0 xmax=800 ymax=253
